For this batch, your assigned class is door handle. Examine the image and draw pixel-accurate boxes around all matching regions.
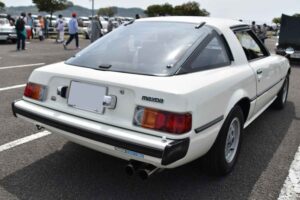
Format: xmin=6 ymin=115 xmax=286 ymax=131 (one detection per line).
xmin=257 ymin=69 xmax=263 ymax=75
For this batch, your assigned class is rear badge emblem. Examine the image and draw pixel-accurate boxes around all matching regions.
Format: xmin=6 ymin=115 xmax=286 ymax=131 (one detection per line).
xmin=142 ymin=96 xmax=164 ymax=104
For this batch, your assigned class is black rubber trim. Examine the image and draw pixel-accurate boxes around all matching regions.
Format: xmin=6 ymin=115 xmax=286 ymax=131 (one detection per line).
xmin=11 ymin=100 xmax=18 ymax=117
xmin=12 ymin=101 xmax=164 ymax=158
xmin=162 ymin=138 xmax=190 ymax=165
xmin=194 ymin=116 xmax=224 ymax=133
xmin=250 ymin=77 xmax=285 ymax=102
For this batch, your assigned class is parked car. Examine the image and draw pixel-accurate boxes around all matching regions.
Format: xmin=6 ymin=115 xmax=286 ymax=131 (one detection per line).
xmin=12 ymin=17 xmax=291 ymax=179
xmin=78 ymin=16 xmax=91 ymax=27
xmin=276 ymin=14 xmax=300 ymax=59
xmin=0 ymin=13 xmax=8 ymax=19
xmin=0 ymin=18 xmax=17 ymax=43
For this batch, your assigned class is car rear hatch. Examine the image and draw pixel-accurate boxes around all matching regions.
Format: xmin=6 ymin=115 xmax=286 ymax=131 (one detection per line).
xmin=24 ymin=62 xmax=190 ymax=138
xmin=279 ymin=14 xmax=300 ymax=50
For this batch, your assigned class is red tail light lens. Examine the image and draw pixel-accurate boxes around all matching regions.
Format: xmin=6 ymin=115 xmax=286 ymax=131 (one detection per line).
xmin=133 ymin=106 xmax=192 ymax=134
xmin=24 ymin=83 xmax=47 ymax=101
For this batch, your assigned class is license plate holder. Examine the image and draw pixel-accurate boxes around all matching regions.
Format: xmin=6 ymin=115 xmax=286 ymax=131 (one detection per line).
xmin=68 ymin=81 xmax=107 ymax=114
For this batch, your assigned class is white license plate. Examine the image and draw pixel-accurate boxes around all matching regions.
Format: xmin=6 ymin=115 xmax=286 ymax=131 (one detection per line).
xmin=291 ymin=53 xmax=300 ymax=59
xmin=68 ymin=81 xmax=107 ymax=114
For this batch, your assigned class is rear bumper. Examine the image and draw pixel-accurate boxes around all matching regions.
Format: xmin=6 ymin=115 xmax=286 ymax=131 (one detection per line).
xmin=12 ymin=100 xmax=189 ymax=168
xmin=0 ymin=33 xmax=17 ymax=40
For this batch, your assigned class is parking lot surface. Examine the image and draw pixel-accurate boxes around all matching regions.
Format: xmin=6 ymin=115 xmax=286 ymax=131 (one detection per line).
xmin=0 ymin=38 xmax=300 ymax=200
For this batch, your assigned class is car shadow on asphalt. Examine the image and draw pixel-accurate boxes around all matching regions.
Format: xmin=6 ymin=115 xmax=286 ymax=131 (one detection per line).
xmin=0 ymin=102 xmax=296 ymax=200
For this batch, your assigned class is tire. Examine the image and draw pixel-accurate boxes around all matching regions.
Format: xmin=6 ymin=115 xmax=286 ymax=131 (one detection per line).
xmin=9 ymin=39 xmax=17 ymax=44
xmin=272 ymin=76 xmax=289 ymax=110
xmin=206 ymin=106 xmax=244 ymax=176
xmin=85 ymin=33 xmax=89 ymax=40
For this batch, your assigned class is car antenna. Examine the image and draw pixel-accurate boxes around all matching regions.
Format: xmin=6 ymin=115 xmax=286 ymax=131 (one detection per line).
xmin=195 ymin=22 xmax=206 ymax=29
xmin=124 ymin=20 xmax=135 ymax=26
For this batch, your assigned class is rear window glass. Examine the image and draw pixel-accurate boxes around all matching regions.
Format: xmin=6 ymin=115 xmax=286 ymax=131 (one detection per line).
xmin=65 ymin=21 xmax=213 ymax=76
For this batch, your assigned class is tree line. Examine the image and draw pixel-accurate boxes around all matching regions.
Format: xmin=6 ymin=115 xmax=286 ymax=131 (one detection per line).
xmin=145 ymin=2 xmax=209 ymax=17
xmin=98 ymin=1 xmax=210 ymax=18
xmin=0 ymin=1 xmax=5 ymax=12
xmin=273 ymin=13 xmax=300 ymax=25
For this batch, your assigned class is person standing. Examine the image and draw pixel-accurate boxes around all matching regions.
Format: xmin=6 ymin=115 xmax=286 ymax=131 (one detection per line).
xmin=44 ymin=17 xmax=49 ymax=38
xmin=26 ymin=13 xmax=34 ymax=40
xmin=64 ymin=12 xmax=79 ymax=49
xmin=251 ymin=21 xmax=257 ymax=34
xmin=15 ymin=13 xmax=26 ymax=51
xmin=56 ymin=14 xmax=65 ymax=43
xmin=260 ymin=24 xmax=268 ymax=44
xmin=38 ymin=15 xmax=45 ymax=41
xmin=107 ymin=19 xmax=113 ymax=33
xmin=90 ymin=15 xmax=102 ymax=43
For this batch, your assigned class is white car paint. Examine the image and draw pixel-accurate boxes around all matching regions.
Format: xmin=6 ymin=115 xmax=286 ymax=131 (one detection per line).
xmin=0 ymin=18 xmax=17 ymax=41
xmin=13 ymin=17 xmax=290 ymax=169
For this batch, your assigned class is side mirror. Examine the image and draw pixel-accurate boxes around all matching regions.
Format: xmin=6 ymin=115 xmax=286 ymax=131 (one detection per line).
xmin=285 ymin=47 xmax=295 ymax=55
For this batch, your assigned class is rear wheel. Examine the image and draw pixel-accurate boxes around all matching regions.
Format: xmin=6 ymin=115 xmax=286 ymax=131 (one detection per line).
xmin=272 ymin=76 xmax=289 ymax=110
xmin=206 ymin=106 xmax=244 ymax=176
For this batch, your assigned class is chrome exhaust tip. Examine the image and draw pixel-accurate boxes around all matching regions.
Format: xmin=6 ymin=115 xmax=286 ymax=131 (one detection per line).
xmin=125 ymin=160 xmax=143 ymax=176
xmin=137 ymin=165 xmax=159 ymax=180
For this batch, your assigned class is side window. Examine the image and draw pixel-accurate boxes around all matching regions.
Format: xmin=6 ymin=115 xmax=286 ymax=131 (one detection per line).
xmin=235 ymin=31 xmax=269 ymax=61
xmin=189 ymin=35 xmax=231 ymax=71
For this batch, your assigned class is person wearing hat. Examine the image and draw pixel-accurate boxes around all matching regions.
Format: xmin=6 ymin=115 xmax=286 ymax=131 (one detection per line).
xmin=64 ymin=12 xmax=79 ymax=49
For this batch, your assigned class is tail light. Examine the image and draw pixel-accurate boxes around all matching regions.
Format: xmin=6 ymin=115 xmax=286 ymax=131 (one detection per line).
xmin=133 ymin=106 xmax=192 ymax=134
xmin=24 ymin=82 xmax=47 ymax=101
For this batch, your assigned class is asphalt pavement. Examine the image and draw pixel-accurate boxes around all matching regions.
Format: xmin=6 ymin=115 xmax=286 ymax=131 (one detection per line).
xmin=0 ymin=38 xmax=299 ymax=200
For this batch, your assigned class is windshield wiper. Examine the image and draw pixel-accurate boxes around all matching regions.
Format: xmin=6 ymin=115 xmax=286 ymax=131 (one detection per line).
xmin=98 ymin=64 xmax=112 ymax=69
xmin=124 ymin=20 xmax=135 ymax=26
xmin=195 ymin=22 xmax=206 ymax=29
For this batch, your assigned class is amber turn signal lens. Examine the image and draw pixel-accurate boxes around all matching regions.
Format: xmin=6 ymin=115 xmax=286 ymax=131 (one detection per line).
xmin=24 ymin=83 xmax=47 ymax=101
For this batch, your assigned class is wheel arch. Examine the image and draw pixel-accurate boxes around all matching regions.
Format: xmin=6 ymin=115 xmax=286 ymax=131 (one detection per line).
xmin=224 ymin=90 xmax=251 ymax=123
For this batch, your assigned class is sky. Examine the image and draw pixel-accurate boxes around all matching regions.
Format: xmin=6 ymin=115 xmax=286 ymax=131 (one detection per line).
xmin=2 ymin=0 xmax=299 ymax=23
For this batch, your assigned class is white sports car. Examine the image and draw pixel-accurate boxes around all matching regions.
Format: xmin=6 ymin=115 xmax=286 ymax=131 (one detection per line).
xmin=12 ymin=17 xmax=291 ymax=179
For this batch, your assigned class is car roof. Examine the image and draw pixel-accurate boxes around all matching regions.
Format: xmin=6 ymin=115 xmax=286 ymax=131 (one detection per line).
xmin=138 ymin=16 xmax=247 ymax=30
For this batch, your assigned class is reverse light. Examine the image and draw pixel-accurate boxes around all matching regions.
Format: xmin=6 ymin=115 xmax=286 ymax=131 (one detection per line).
xmin=24 ymin=82 xmax=47 ymax=101
xmin=133 ymin=106 xmax=192 ymax=134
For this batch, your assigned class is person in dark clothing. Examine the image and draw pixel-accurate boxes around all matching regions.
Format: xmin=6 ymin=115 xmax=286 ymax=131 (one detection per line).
xmin=135 ymin=14 xmax=140 ymax=19
xmin=7 ymin=14 xmax=15 ymax=26
xmin=44 ymin=17 xmax=49 ymax=38
xmin=15 ymin=13 xmax=26 ymax=51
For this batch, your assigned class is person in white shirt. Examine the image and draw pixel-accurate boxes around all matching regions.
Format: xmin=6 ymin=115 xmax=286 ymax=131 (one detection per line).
xmin=56 ymin=14 xmax=65 ymax=43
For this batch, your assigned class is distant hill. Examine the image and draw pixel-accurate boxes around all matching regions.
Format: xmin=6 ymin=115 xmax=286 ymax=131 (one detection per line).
xmin=3 ymin=5 xmax=145 ymax=18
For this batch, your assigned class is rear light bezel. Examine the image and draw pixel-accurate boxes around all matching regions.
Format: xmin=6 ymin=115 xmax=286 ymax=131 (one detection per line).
xmin=23 ymin=82 xmax=47 ymax=102
xmin=133 ymin=106 xmax=192 ymax=135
